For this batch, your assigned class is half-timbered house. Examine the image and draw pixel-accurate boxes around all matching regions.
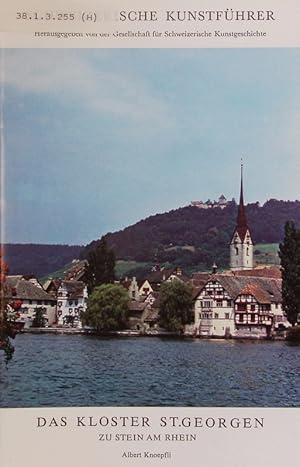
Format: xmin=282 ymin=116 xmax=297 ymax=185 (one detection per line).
xmin=194 ymin=274 xmax=286 ymax=338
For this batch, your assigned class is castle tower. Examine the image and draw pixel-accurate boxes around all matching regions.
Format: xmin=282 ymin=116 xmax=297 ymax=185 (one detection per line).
xmin=230 ymin=163 xmax=253 ymax=270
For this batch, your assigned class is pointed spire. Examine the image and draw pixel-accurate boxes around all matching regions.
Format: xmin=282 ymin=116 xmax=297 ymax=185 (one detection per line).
xmin=236 ymin=160 xmax=248 ymax=241
xmin=239 ymin=159 xmax=244 ymax=206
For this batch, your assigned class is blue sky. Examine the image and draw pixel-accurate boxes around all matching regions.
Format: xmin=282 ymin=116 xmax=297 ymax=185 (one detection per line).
xmin=3 ymin=48 xmax=300 ymax=245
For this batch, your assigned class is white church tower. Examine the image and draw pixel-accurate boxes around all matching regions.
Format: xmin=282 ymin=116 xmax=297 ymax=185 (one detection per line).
xmin=230 ymin=163 xmax=253 ymax=270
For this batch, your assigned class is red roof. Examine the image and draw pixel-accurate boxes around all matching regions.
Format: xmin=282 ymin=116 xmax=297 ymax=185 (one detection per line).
xmin=239 ymin=282 xmax=271 ymax=303
xmin=235 ymin=165 xmax=249 ymax=241
xmin=231 ymin=266 xmax=281 ymax=279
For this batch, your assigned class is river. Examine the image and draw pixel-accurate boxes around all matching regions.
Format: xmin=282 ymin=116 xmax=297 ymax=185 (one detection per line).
xmin=0 ymin=334 xmax=299 ymax=407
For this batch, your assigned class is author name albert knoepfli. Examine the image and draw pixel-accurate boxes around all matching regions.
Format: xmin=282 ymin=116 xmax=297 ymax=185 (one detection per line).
xmin=36 ymin=415 xmax=264 ymax=429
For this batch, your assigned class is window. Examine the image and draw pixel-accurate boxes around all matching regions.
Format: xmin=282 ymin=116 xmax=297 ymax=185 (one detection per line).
xmin=202 ymin=312 xmax=212 ymax=319
xmin=227 ymin=300 xmax=232 ymax=307
xmin=214 ymin=313 xmax=219 ymax=319
xmin=251 ymin=314 xmax=256 ymax=322
xmin=239 ymin=314 xmax=244 ymax=322
xmin=237 ymin=303 xmax=247 ymax=311
xmin=235 ymin=247 xmax=239 ymax=255
xmin=250 ymin=304 xmax=255 ymax=312
xmin=216 ymin=300 xmax=222 ymax=307
xmin=225 ymin=313 xmax=230 ymax=319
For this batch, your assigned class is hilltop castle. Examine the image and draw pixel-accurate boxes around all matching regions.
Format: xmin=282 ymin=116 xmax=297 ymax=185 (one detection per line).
xmin=191 ymin=194 xmax=232 ymax=209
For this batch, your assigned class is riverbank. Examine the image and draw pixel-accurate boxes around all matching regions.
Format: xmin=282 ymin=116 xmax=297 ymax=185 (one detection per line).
xmin=21 ymin=327 xmax=187 ymax=338
xmin=20 ymin=327 xmax=288 ymax=340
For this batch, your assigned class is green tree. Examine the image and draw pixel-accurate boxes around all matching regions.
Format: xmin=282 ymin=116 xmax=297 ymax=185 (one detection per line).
xmin=31 ymin=307 xmax=46 ymax=328
xmin=159 ymin=280 xmax=194 ymax=332
xmin=85 ymin=237 xmax=115 ymax=293
xmin=82 ymin=284 xmax=129 ymax=332
xmin=0 ymin=250 xmax=19 ymax=362
xmin=279 ymin=221 xmax=300 ymax=326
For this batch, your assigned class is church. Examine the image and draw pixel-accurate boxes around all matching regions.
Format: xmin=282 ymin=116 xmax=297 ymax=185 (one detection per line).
xmin=229 ymin=164 xmax=253 ymax=270
xmin=192 ymin=164 xmax=288 ymax=339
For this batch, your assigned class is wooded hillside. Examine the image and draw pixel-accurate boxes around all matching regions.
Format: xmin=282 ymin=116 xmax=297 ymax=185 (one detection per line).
xmin=4 ymin=199 xmax=300 ymax=276
xmin=83 ymin=199 xmax=300 ymax=271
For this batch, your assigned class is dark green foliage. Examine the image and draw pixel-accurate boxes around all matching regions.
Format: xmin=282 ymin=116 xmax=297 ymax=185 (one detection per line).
xmin=279 ymin=221 xmax=300 ymax=326
xmin=0 ymin=337 xmax=15 ymax=364
xmin=286 ymin=325 xmax=300 ymax=342
xmin=83 ymin=200 xmax=300 ymax=271
xmin=6 ymin=200 xmax=300 ymax=276
xmin=31 ymin=307 xmax=46 ymax=328
xmin=82 ymin=284 xmax=129 ymax=332
xmin=85 ymin=237 xmax=115 ymax=293
xmin=159 ymin=280 xmax=194 ymax=332
xmin=3 ymin=244 xmax=83 ymax=277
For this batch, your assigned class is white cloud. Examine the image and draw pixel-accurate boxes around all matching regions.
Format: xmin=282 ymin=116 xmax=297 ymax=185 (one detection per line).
xmin=3 ymin=49 xmax=171 ymax=127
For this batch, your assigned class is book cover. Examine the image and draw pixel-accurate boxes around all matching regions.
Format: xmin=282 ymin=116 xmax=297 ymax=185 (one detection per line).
xmin=0 ymin=1 xmax=299 ymax=466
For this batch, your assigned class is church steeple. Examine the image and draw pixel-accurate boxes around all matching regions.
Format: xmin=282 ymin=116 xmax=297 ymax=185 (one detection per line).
xmin=236 ymin=162 xmax=248 ymax=241
xmin=230 ymin=161 xmax=253 ymax=270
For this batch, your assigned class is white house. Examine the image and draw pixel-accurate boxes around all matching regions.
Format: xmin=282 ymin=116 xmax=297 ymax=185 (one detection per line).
xmin=56 ymin=280 xmax=88 ymax=328
xmin=194 ymin=276 xmax=235 ymax=337
xmin=138 ymin=279 xmax=154 ymax=299
xmin=6 ymin=276 xmax=57 ymax=327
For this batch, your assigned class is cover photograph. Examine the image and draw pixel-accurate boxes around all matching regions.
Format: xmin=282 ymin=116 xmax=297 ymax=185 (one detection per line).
xmin=0 ymin=1 xmax=299 ymax=466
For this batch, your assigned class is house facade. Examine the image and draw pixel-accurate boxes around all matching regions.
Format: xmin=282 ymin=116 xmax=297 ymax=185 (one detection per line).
xmin=194 ymin=277 xmax=235 ymax=337
xmin=120 ymin=276 xmax=140 ymax=301
xmin=138 ymin=279 xmax=153 ymax=299
xmin=194 ymin=274 xmax=287 ymax=338
xmin=56 ymin=280 xmax=88 ymax=328
xmin=6 ymin=276 xmax=57 ymax=327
